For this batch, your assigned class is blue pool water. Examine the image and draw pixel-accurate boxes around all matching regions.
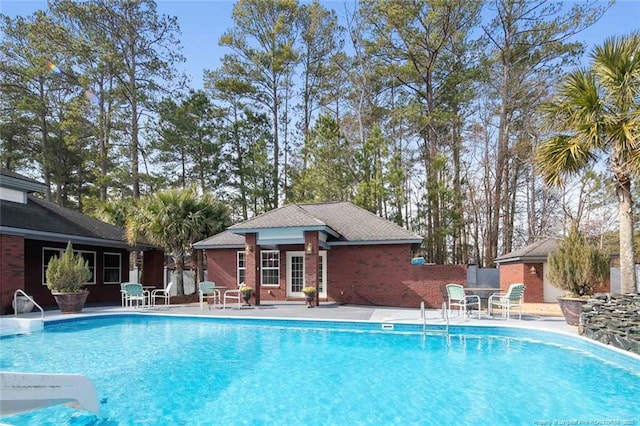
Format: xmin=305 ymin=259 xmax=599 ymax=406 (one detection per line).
xmin=0 ymin=315 xmax=639 ymax=425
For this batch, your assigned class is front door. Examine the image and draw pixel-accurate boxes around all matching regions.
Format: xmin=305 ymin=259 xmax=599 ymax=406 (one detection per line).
xmin=286 ymin=251 xmax=327 ymax=298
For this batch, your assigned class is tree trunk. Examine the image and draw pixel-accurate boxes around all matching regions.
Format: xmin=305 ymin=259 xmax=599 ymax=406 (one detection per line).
xmin=129 ymin=27 xmax=140 ymax=198
xmin=196 ymin=249 xmax=205 ymax=287
xmin=175 ymin=256 xmax=185 ymax=296
xmin=271 ymin=82 xmax=279 ymax=209
xmin=617 ymin=176 xmax=637 ymax=294
xmin=39 ymin=79 xmax=52 ymax=201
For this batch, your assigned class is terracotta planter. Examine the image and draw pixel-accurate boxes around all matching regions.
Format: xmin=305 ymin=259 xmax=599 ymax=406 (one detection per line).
xmin=52 ymin=290 xmax=89 ymax=314
xmin=241 ymin=292 xmax=252 ymax=306
xmin=304 ymin=294 xmax=316 ymax=308
xmin=557 ymin=296 xmax=588 ymax=326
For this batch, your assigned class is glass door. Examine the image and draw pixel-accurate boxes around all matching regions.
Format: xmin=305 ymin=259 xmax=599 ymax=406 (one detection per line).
xmin=286 ymin=251 xmax=327 ymax=298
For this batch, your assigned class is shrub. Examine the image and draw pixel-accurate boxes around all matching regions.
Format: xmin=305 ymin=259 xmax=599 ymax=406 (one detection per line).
xmin=46 ymin=242 xmax=91 ymax=293
xmin=547 ymin=227 xmax=609 ymax=297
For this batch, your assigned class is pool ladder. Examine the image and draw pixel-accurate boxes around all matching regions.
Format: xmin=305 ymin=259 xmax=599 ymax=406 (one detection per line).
xmin=13 ymin=289 xmax=44 ymax=322
xmin=420 ymin=301 xmax=449 ymax=337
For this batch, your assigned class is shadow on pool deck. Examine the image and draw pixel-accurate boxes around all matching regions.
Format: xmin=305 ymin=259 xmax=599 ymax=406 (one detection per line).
xmin=13 ymin=300 xmax=575 ymax=335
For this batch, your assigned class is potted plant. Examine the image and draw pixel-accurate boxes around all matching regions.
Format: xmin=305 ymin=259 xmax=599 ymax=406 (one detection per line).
xmin=302 ymin=286 xmax=317 ymax=308
xmin=46 ymin=242 xmax=92 ymax=313
xmin=547 ymin=227 xmax=609 ymax=326
xmin=240 ymin=285 xmax=253 ymax=306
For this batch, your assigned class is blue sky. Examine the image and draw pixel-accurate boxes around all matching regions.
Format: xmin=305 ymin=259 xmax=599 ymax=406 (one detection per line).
xmin=1 ymin=0 xmax=639 ymax=89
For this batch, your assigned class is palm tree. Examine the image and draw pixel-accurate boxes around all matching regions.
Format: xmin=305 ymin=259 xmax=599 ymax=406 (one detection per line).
xmin=537 ymin=32 xmax=640 ymax=294
xmin=126 ymin=186 xmax=230 ymax=295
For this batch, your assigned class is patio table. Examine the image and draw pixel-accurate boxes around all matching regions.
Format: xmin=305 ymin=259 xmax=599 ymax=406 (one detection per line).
xmin=208 ymin=286 xmax=227 ymax=308
xmin=464 ymin=287 xmax=499 ymax=312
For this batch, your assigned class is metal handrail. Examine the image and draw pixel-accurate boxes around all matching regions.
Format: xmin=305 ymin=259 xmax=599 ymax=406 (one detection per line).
xmin=421 ymin=301 xmax=450 ymax=337
xmin=443 ymin=301 xmax=449 ymax=335
xmin=13 ymin=289 xmax=44 ymax=322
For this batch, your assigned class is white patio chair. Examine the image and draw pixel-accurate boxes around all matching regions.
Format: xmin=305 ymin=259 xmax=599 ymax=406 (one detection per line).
xmin=122 ymin=283 xmax=149 ymax=308
xmin=488 ymin=283 xmax=526 ymax=320
xmin=151 ymin=282 xmax=173 ymax=307
xmin=446 ymin=283 xmax=481 ymax=320
xmin=120 ymin=282 xmax=129 ymax=307
xmin=223 ymin=282 xmax=245 ymax=310
xmin=198 ymin=281 xmax=220 ymax=310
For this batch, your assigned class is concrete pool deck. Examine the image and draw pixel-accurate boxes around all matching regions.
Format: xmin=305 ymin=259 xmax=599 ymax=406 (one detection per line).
xmin=7 ymin=301 xmax=576 ymax=335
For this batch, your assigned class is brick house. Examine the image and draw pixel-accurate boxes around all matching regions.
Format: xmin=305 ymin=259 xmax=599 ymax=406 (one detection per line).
xmin=0 ymin=169 xmax=163 ymax=314
xmin=494 ymin=238 xmax=610 ymax=303
xmin=194 ymin=202 xmax=467 ymax=308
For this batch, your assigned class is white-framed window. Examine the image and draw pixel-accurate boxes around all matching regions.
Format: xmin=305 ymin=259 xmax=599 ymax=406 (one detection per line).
xmin=42 ymin=247 xmax=96 ymax=285
xmin=103 ymin=252 xmax=122 ymax=284
xmin=237 ymin=251 xmax=246 ymax=284
xmin=261 ymin=250 xmax=279 ymax=286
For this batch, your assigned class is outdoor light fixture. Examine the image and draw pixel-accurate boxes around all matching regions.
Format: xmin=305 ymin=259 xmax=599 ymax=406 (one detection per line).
xmin=530 ymin=266 xmax=537 ymax=275
xmin=245 ymin=243 xmax=253 ymax=253
xmin=306 ymin=242 xmax=313 ymax=254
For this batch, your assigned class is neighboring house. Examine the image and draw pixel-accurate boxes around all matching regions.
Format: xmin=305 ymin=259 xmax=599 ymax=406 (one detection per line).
xmin=494 ymin=238 xmax=611 ymax=302
xmin=194 ymin=201 xmax=467 ymax=308
xmin=0 ymin=169 xmax=163 ymax=314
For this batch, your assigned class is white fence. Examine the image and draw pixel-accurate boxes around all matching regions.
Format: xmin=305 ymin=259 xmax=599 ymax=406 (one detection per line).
xmin=466 ymin=265 xmax=499 ymax=288
xmin=609 ymin=264 xmax=640 ymax=294
xmin=129 ymin=268 xmax=202 ymax=295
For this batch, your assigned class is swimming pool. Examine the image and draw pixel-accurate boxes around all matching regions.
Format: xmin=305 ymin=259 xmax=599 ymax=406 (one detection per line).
xmin=1 ymin=314 xmax=639 ymax=425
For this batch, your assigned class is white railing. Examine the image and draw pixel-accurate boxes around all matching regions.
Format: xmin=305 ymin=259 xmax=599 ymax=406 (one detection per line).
xmin=13 ymin=290 xmax=44 ymax=322
xmin=443 ymin=301 xmax=449 ymax=335
xmin=421 ymin=301 xmax=449 ymax=336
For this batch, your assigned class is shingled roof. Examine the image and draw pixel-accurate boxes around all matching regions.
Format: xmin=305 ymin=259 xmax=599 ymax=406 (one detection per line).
xmin=0 ymin=195 xmax=151 ymax=249
xmin=300 ymin=202 xmax=421 ymax=243
xmin=195 ymin=230 xmax=245 ymax=248
xmin=197 ymin=201 xmax=423 ymax=248
xmin=494 ymin=238 xmax=559 ymax=263
xmin=0 ymin=169 xmax=151 ymax=249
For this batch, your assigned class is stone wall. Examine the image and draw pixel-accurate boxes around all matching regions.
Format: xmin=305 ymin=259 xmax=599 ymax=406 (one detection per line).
xmin=580 ymin=294 xmax=640 ymax=355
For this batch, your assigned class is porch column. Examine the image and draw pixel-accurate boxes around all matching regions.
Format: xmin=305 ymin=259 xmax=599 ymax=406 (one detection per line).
xmin=245 ymin=233 xmax=260 ymax=305
xmin=304 ymin=231 xmax=320 ymax=306
xmin=0 ymin=234 xmax=25 ymax=315
xmin=142 ymin=249 xmax=164 ymax=287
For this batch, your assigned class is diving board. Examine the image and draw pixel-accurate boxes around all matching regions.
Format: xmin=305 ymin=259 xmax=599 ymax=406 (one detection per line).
xmin=0 ymin=372 xmax=99 ymax=416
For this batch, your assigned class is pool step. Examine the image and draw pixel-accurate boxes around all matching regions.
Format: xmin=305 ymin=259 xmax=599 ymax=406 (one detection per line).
xmin=0 ymin=317 xmax=43 ymax=337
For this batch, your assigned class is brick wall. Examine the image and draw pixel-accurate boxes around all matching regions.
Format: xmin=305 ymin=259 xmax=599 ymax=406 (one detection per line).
xmin=499 ymin=262 xmax=543 ymax=303
xmin=206 ymin=248 xmax=238 ymax=288
xmin=20 ymin=239 xmax=131 ymax=308
xmin=327 ymin=245 xmax=468 ymax=308
xmin=499 ymin=261 xmax=610 ymax=303
xmin=304 ymin=231 xmax=319 ymax=305
xmin=205 ymin=244 xmax=469 ymax=309
xmin=0 ymin=234 xmax=25 ymax=314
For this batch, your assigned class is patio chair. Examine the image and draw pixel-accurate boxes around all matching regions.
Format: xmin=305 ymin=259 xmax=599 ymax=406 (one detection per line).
xmin=120 ymin=282 xmax=128 ymax=307
xmin=122 ymin=283 xmax=149 ymax=308
xmin=198 ymin=281 xmax=220 ymax=310
xmin=446 ymin=283 xmax=481 ymax=320
xmin=488 ymin=283 xmax=526 ymax=320
xmin=438 ymin=284 xmax=449 ymax=319
xmin=150 ymin=282 xmax=173 ymax=307
xmin=223 ymin=282 xmax=245 ymax=310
